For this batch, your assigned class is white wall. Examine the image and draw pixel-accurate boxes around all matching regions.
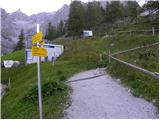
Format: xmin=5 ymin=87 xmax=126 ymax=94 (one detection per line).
xmin=26 ymin=44 xmax=64 ymax=64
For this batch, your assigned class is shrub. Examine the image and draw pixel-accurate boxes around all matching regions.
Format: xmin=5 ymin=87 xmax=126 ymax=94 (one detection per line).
xmin=59 ymin=75 xmax=66 ymax=81
xmin=57 ymin=70 xmax=63 ymax=75
xmin=22 ymin=81 xmax=67 ymax=102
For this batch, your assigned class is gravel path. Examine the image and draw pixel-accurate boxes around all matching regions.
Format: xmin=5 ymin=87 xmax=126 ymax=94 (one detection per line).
xmin=64 ymin=69 xmax=158 ymax=119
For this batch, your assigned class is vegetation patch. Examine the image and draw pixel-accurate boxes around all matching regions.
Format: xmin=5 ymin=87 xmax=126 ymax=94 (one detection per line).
xmin=116 ymin=45 xmax=158 ymax=72
xmin=1 ymin=37 xmax=111 ymax=118
xmin=22 ymin=81 xmax=67 ymax=102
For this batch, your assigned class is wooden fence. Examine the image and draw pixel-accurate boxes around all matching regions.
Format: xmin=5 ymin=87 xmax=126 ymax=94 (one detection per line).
xmin=108 ymin=42 xmax=159 ymax=79
xmin=117 ymin=27 xmax=159 ymax=36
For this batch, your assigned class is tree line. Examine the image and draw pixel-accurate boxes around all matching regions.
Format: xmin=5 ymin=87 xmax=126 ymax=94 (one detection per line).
xmin=44 ymin=0 xmax=159 ymax=40
xmin=67 ymin=1 xmax=140 ymax=37
xmin=45 ymin=20 xmax=66 ymax=41
xmin=15 ymin=1 xmax=158 ymax=50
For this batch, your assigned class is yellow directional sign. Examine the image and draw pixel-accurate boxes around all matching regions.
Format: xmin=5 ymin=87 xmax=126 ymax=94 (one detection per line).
xmin=32 ymin=32 xmax=43 ymax=44
xmin=32 ymin=46 xmax=47 ymax=57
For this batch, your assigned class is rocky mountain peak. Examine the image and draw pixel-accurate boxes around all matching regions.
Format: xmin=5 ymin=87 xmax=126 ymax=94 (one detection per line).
xmin=9 ymin=9 xmax=28 ymax=21
xmin=1 ymin=4 xmax=70 ymax=55
xmin=16 ymin=8 xmax=22 ymax=13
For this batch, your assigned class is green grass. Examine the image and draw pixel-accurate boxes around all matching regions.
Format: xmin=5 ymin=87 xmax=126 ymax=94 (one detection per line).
xmin=118 ymin=22 xmax=157 ymax=31
xmin=1 ymin=50 xmax=25 ymax=62
xmin=1 ymin=37 xmax=110 ymax=118
xmin=107 ymin=33 xmax=159 ymax=108
xmin=1 ymin=22 xmax=159 ymax=118
xmin=109 ymin=34 xmax=158 ymax=53
xmin=116 ymin=45 xmax=158 ymax=72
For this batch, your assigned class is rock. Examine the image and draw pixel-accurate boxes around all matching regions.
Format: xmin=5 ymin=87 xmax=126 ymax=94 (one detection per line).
xmin=117 ymin=79 xmax=121 ymax=83
xmin=128 ymin=89 xmax=131 ymax=93
xmin=152 ymin=99 xmax=156 ymax=103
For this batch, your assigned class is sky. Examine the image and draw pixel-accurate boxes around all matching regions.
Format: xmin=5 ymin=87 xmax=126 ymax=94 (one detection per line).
xmin=0 ymin=0 xmax=147 ymax=16
xmin=0 ymin=0 xmax=89 ymax=15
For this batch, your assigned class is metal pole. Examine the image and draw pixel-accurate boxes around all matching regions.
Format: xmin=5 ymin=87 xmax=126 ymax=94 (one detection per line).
xmin=37 ymin=24 xmax=43 ymax=119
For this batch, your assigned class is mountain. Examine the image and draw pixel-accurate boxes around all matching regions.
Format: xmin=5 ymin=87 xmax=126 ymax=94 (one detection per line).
xmin=1 ymin=8 xmax=18 ymax=54
xmin=9 ymin=9 xmax=29 ymax=21
xmin=52 ymin=4 xmax=70 ymax=26
xmin=1 ymin=4 xmax=70 ymax=55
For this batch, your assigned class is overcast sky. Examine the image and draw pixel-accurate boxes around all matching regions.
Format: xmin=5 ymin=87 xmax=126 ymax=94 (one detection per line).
xmin=0 ymin=0 xmax=90 ymax=15
xmin=0 ymin=0 xmax=146 ymax=16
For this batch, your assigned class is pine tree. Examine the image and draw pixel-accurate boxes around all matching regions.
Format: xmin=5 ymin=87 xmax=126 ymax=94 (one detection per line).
xmin=14 ymin=29 xmax=25 ymax=51
xmin=105 ymin=1 xmax=124 ymax=23
xmin=86 ymin=1 xmax=103 ymax=29
xmin=58 ymin=20 xmax=65 ymax=35
xmin=45 ymin=22 xmax=57 ymax=41
xmin=67 ymin=1 xmax=86 ymax=36
xmin=125 ymin=1 xmax=140 ymax=21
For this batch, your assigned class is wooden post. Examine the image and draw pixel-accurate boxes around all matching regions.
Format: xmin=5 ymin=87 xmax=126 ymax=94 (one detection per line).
xmin=52 ymin=52 xmax=55 ymax=66
xmin=152 ymin=27 xmax=155 ymax=36
xmin=109 ymin=49 xmax=111 ymax=63
xmin=8 ymin=78 xmax=11 ymax=88
xmin=100 ymin=54 xmax=102 ymax=62
xmin=130 ymin=29 xmax=132 ymax=35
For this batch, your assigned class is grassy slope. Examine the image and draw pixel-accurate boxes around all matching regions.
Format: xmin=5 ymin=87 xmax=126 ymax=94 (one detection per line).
xmin=1 ymin=37 xmax=110 ymax=118
xmin=117 ymin=45 xmax=158 ymax=72
xmin=106 ymin=22 xmax=159 ymax=108
xmin=1 ymin=22 xmax=159 ymax=118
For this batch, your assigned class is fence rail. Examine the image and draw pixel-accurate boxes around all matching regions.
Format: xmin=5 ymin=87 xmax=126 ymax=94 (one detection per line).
xmin=118 ymin=29 xmax=159 ymax=33
xmin=117 ymin=27 xmax=159 ymax=36
xmin=109 ymin=55 xmax=158 ymax=79
xmin=108 ymin=42 xmax=159 ymax=79
xmin=111 ymin=42 xmax=159 ymax=56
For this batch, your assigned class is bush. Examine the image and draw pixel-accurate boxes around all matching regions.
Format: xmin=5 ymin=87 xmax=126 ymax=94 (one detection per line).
xmin=96 ymin=60 xmax=108 ymax=68
xmin=59 ymin=75 xmax=66 ymax=81
xmin=22 ymin=81 xmax=67 ymax=102
xmin=57 ymin=70 xmax=63 ymax=75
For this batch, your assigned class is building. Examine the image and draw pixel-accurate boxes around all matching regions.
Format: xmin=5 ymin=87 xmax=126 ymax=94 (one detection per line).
xmin=25 ymin=44 xmax=64 ymax=64
xmin=83 ymin=30 xmax=93 ymax=37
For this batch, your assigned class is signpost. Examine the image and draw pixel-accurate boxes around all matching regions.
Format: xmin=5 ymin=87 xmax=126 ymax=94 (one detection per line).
xmin=32 ymin=46 xmax=47 ymax=57
xmin=32 ymin=24 xmax=47 ymax=119
xmin=32 ymin=32 xmax=43 ymax=45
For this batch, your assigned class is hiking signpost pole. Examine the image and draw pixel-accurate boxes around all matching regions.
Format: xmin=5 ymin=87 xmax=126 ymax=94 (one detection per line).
xmin=37 ymin=24 xmax=43 ymax=119
xmin=32 ymin=24 xmax=47 ymax=119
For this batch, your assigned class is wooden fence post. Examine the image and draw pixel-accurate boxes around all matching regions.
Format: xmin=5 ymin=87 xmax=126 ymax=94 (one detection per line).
xmin=109 ymin=49 xmax=111 ymax=63
xmin=8 ymin=78 xmax=11 ymax=88
xmin=152 ymin=27 xmax=155 ymax=36
xmin=100 ymin=54 xmax=102 ymax=62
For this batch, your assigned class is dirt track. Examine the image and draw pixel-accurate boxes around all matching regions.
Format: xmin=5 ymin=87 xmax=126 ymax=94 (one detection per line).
xmin=64 ymin=69 xmax=158 ymax=119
